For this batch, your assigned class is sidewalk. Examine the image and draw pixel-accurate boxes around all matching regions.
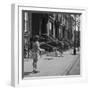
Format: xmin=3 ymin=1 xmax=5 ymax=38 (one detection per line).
xmin=24 ymin=49 xmax=80 ymax=77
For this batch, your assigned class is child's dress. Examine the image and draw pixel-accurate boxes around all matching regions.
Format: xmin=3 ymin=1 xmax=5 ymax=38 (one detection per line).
xmin=32 ymin=41 xmax=40 ymax=62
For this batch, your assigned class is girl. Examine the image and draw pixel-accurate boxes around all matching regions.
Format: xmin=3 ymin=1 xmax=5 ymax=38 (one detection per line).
xmin=32 ymin=35 xmax=44 ymax=73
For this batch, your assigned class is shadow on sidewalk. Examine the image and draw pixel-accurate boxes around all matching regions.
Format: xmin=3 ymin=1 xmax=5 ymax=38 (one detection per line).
xmin=24 ymin=71 xmax=40 ymax=75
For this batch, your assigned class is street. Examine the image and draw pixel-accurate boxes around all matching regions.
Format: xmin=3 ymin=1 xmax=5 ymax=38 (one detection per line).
xmin=66 ymin=55 xmax=80 ymax=75
xmin=24 ymin=49 xmax=80 ymax=77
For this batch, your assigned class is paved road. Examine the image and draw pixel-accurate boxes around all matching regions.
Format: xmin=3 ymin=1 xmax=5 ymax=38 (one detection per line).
xmin=66 ymin=56 xmax=80 ymax=75
xmin=24 ymin=49 xmax=80 ymax=77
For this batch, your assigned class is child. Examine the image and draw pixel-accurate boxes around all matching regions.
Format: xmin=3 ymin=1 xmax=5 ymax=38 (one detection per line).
xmin=32 ymin=35 xmax=44 ymax=73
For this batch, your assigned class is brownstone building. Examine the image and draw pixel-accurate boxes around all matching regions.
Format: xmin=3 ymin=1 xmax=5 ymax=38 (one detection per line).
xmin=22 ymin=11 xmax=81 ymax=58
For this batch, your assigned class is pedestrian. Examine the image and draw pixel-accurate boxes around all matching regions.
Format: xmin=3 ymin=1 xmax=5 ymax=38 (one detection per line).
xmin=32 ymin=35 xmax=45 ymax=73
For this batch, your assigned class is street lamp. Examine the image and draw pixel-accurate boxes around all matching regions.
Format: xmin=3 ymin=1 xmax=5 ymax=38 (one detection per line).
xmin=71 ymin=14 xmax=77 ymax=55
xmin=74 ymin=14 xmax=76 ymax=55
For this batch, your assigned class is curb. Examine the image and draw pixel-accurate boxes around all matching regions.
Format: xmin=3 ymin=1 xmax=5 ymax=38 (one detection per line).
xmin=61 ymin=54 xmax=80 ymax=75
